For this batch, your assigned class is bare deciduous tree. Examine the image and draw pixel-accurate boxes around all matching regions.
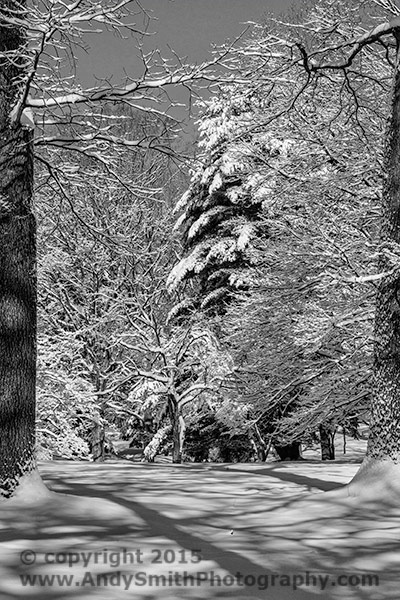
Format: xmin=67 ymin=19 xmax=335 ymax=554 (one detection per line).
xmin=0 ymin=0 xmax=234 ymax=500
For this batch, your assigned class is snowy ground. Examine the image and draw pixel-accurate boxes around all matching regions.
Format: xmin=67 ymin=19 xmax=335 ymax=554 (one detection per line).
xmin=1 ymin=437 xmax=400 ymax=599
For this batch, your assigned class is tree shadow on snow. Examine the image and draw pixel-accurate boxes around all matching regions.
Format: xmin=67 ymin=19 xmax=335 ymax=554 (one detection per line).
xmin=0 ymin=461 xmax=399 ymax=599
xmin=208 ymin=463 xmax=344 ymax=492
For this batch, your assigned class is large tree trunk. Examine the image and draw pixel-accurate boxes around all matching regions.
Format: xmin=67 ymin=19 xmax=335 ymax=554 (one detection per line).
xmin=250 ymin=424 xmax=267 ymax=461
xmin=349 ymin=34 xmax=400 ymax=498
xmin=0 ymin=1 xmax=39 ymax=499
xmin=319 ymin=423 xmax=335 ymax=461
xmin=171 ymin=408 xmax=186 ymax=464
xmin=89 ymin=420 xmax=106 ymax=462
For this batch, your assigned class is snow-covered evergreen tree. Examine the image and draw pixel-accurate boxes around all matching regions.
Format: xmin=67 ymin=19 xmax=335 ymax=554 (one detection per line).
xmin=169 ymin=0 xmax=390 ymax=459
xmin=167 ymin=87 xmax=271 ymax=314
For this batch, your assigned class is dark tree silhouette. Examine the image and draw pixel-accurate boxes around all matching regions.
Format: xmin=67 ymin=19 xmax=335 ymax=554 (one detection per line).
xmin=0 ymin=0 xmax=36 ymax=498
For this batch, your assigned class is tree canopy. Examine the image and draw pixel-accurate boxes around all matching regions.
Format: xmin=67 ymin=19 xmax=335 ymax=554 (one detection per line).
xmin=3 ymin=0 xmax=400 ymax=498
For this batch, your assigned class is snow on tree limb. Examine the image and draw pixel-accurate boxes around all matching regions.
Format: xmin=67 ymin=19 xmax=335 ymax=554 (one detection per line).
xmin=297 ymin=17 xmax=400 ymax=72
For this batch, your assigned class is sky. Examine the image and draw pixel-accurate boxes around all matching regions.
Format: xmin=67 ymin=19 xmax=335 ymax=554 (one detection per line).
xmin=72 ymin=0 xmax=296 ymax=130
xmin=77 ymin=0 xmax=296 ymax=86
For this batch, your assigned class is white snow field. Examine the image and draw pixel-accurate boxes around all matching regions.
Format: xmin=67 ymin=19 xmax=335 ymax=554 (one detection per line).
xmin=1 ymin=441 xmax=399 ymax=600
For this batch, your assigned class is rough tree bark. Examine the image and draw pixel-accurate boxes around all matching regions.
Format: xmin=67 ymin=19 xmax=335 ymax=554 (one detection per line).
xmin=169 ymin=396 xmax=186 ymax=464
xmin=319 ymin=423 xmax=335 ymax=461
xmin=0 ymin=0 xmax=38 ymax=499
xmin=349 ymin=30 xmax=400 ymax=497
xmin=89 ymin=420 xmax=106 ymax=462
